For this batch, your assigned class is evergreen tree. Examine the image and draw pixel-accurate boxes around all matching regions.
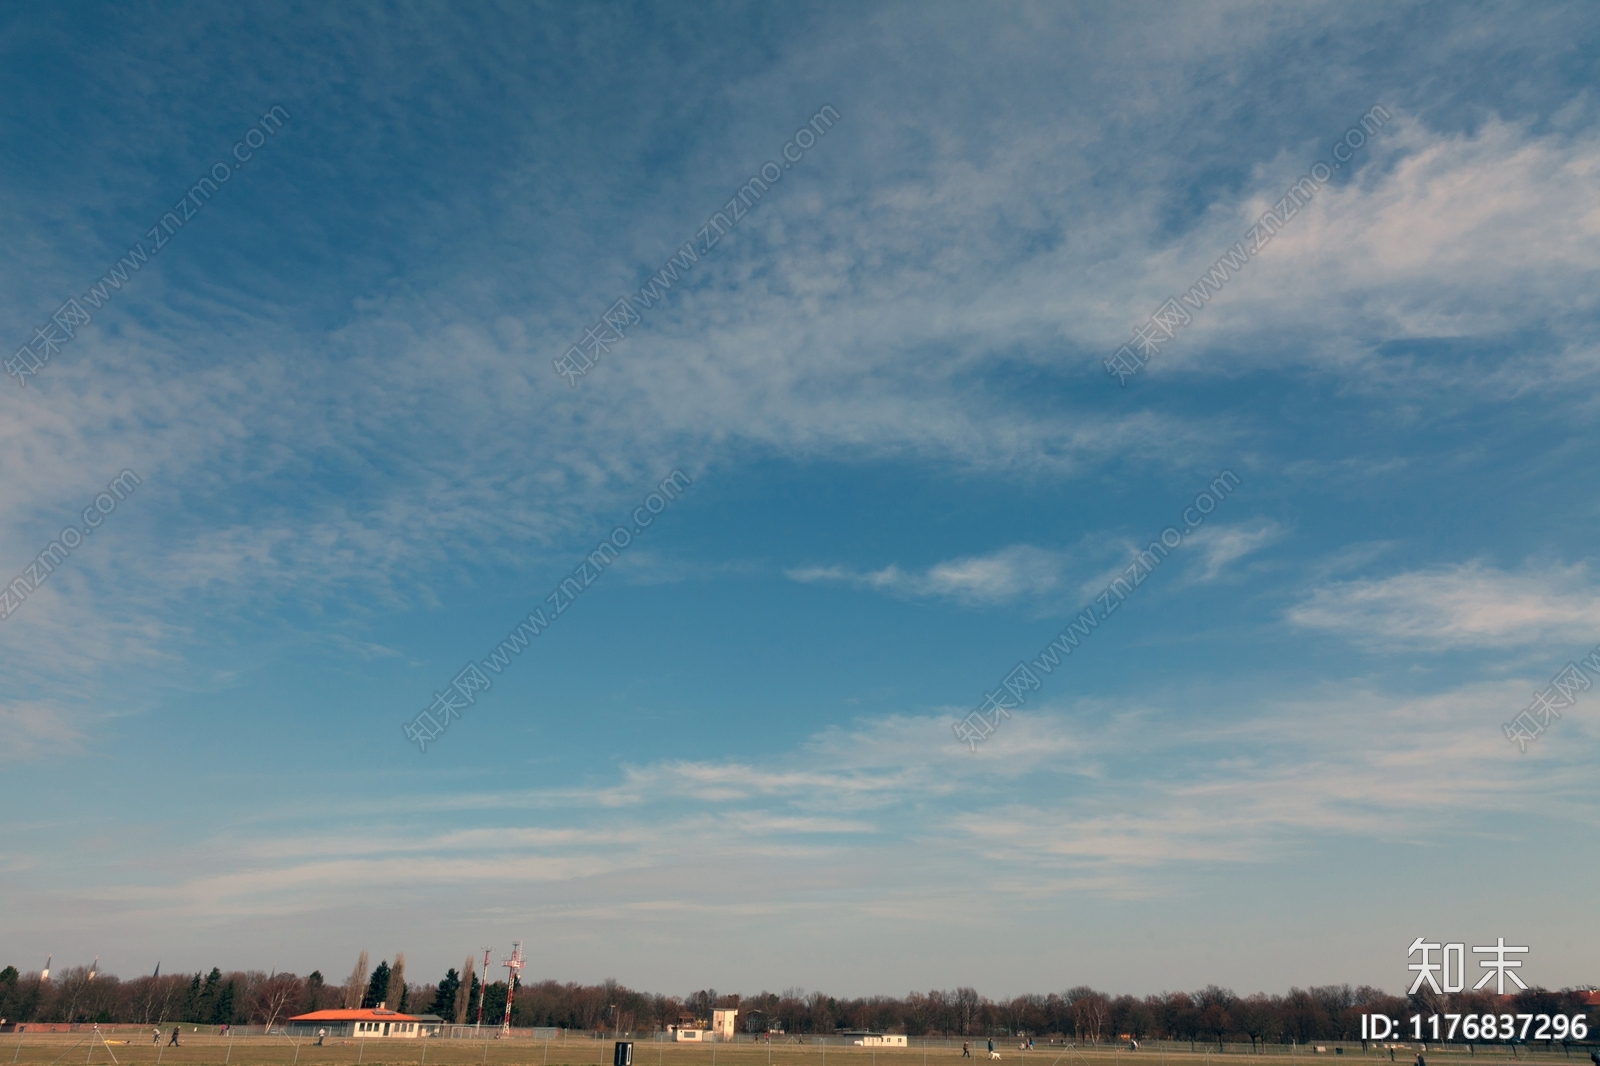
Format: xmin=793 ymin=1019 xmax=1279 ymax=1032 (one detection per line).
xmin=181 ymin=973 xmax=201 ymax=1022
xmin=304 ymin=972 xmax=326 ymax=1012
xmin=0 ymin=966 xmax=18 ymax=1021
xmin=480 ymin=981 xmax=507 ymax=1028
xmin=195 ymin=968 xmax=222 ymax=1021
xmin=211 ymin=981 xmax=236 ymax=1025
xmin=365 ymin=961 xmax=391 ymax=1009
xmin=430 ymin=970 xmax=461 ymax=1018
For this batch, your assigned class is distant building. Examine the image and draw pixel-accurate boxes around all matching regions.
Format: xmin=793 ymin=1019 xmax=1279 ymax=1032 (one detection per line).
xmin=288 ymin=1006 xmax=425 ymax=1039
xmin=669 ymin=1013 xmax=710 ymax=1042
xmin=840 ymin=1031 xmax=908 ymax=1047
xmin=670 ymin=1010 xmax=739 ymax=1043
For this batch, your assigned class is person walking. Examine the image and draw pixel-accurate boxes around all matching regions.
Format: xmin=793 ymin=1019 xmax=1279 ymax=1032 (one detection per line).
xmin=962 ymin=1043 xmax=971 ymax=1058
xmin=1414 ymin=1053 xmax=1425 ymax=1066
xmin=317 ymin=1028 xmax=326 ymax=1047
xmin=168 ymin=1028 xmax=181 ymax=1047
xmin=153 ymin=1029 xmax=161 ymax=1045
xmin=988 ymin=1039 xmax=995 ymax=1057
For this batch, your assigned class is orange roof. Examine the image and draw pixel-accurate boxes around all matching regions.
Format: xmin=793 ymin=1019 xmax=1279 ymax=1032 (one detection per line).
xmin=290 ymin=1010 xmax=422 ymax=1022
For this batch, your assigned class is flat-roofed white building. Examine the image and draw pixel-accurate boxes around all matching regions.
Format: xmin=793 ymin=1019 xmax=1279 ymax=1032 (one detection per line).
xmin=844 ymin=1032 xmax=908 ymax=1047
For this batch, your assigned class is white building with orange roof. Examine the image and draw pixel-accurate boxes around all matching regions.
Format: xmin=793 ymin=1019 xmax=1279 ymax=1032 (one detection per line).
xmin=288 ymin=1005 xmax=424 ymax=1039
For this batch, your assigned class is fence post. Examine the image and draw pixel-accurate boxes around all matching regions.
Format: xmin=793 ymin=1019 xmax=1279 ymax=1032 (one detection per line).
xmin=359 ymin=1039 xmax=365 ymax=1065
xmin=294 ymin=1034 xmax=301 ymax=1066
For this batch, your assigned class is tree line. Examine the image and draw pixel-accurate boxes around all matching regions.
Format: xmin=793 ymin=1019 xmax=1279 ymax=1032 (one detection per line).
xmin=1 ymin=962 xmax=1592 ymax=1047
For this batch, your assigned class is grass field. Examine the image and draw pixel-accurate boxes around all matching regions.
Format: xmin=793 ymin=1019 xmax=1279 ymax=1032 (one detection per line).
xmin=2 ymin=1034 xmax=1585 ymax=1066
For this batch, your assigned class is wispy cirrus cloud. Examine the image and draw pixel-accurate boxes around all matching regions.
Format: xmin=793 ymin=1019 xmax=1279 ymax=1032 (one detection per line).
xmin=1126 ymin=113 xmax=1600 ymax=385
xmin=1288 ymin=562 xmax=1600 ymax=649
xmin=1185 ymin=520 xmax=1285 ymax=581
xmin=787 ymin=544 xmax=1070 ymax=605
xmin=30 ymin=679 xmax=1592 ymax=927
xmin=0 ymin=701 xmax=87 ymax=761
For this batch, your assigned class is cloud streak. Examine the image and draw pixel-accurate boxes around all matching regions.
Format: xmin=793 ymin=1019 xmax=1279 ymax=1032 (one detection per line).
xmin=1289 ymin=563 xmax=1600 ymax=649
xmin=787 ymin=545 xmax=1071 ymax=605
xmin=1186 ymin=520 xmax=1285 ymax=581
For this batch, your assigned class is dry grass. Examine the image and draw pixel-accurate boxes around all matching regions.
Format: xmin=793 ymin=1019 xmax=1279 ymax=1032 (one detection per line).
xmin=0 ymin=1034 xmax=1568 ymax=1066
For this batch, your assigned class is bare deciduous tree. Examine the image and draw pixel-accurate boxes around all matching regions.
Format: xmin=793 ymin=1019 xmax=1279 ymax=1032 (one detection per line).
xmin=255 ymin=973 xmax=304 ymax=1031
xmin=342 ymin=951 xmax=369 ymax=1011
xmin=386 ymin=954 xmax=406 ymax=1012
xmin=954 ymin=987 xmax=980 ymax=1036
xmin=1195 ymin=985 xmax=1237 ymax=1050
xmin=453 ymin=955 xmax=474 ymax=1024
xmin=1066 ymin=987 xmax=1110 ymax=1043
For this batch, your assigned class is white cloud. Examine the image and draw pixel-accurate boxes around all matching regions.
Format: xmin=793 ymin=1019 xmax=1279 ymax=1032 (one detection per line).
xmin=25 ymin=84 xmax=1599 ymax=711
xmin=0 ymin=701 xmax=87 ymax=761
xmin=28 ymin=676 xmax=1596 ymax=927
xmin=1137 ymin=114 xmax=1600 ymax=382
xmin=1186 ymin=520 xmax=1284 ymax=581
xmin=787 ymin=544 xmax=1070 ymax=605
xmin=1289 ymin=562 xmax=1600 ymax=649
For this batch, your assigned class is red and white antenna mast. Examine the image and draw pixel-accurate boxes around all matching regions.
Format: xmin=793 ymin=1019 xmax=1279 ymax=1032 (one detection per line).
xmin=500 ymin=941 xmax=524 ymax=1033
xmin=474 ymin=948 xmax=492 ymax=1029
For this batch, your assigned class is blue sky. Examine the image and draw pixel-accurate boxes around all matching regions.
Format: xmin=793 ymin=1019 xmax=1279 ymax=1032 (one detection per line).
xmin=3 ymin=0 xmax=1599 ymax=998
